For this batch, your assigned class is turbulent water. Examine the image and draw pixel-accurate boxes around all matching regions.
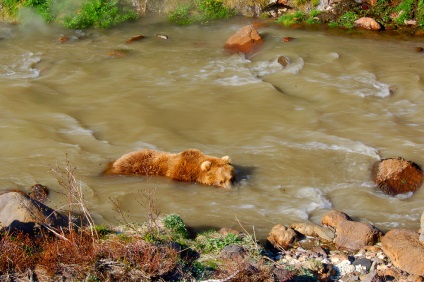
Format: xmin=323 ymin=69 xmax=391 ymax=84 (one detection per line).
xmin=1 ymin=15 xmax=424 ymax=238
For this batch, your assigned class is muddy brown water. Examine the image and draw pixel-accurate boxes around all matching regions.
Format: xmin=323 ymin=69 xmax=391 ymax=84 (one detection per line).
xmin=1 ymin=15 xmax=424 ymax=238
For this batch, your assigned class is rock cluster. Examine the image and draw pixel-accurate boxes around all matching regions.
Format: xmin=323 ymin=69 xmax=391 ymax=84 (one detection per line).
xmin=267 ymin=209 xmax=424 ymax=281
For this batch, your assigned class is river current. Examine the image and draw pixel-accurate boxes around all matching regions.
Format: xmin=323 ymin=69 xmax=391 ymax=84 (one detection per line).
xmin=1 ymin=15 xmax=424 ymax=238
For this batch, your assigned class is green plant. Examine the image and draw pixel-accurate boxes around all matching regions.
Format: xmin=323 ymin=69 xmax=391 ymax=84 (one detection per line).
xmin=276 ymin=10 xmax=305 ymax=26
xmin=23 ymin=0 xmax=55 ymax=22
xmin=198 ymin=0 xmax=235 ymax=21
xmin=305 ymin=9 xmax=321 ymax=24
xmin=417 ymin=0 xmax=424 ymax=27
xmin=338 ymin=11 xmax=357 ymax=29
xmin=163 ymin=213 xmax=189 ymax=239
xmin=393 ymin=0 xmax=414 ymax=25
xmin=168 ymin=0 xmax=235 ymax=25
xmin=196 ymin=231 xmax=243 ymax=254
xmin=168 ymin=2 xmax=194 ymax=25
xmin=63 ymin=0 xmax=138 ymax=29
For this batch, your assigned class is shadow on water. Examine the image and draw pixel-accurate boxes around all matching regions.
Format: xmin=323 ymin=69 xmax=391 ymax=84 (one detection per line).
xmin=233 ymin=164 xmax=257 ymax=184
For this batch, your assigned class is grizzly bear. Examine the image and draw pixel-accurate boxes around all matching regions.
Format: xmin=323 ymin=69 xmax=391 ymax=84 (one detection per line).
xmin=105 ymin=149 xmax=236 ymax=188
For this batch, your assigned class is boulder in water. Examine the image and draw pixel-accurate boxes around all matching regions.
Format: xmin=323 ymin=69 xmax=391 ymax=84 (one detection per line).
xmin=372 ymin=157 xmax=424 ymax=195
xmin=224 ymin=25 xmax=263 ymax=55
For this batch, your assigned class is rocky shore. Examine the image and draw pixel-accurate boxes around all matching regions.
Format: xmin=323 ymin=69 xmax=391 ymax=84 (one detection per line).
xmin=1 ymin=179 xmax=424 ymax=281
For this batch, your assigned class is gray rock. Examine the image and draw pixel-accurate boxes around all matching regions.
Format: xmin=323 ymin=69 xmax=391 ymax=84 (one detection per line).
xmin=0 ymin=191 xmax=68 ymax=233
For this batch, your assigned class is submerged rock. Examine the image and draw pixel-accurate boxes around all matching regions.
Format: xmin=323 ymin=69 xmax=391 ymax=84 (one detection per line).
xmin=126 ymin=35 xmax=145 ymax=44
xmin=224 ymin=25 xmax=263 ymax=55
xmin=382 ymin=229 xmax=424 ymax=276
xmin=372 ymin=157 xmax=424 ymax=195
xmin=277 ymin=56 xmax=290 ymax=68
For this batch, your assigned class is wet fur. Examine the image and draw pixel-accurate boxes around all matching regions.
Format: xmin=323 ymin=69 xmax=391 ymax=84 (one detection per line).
xmin=105 ymin=149 xmax=236 ymax=188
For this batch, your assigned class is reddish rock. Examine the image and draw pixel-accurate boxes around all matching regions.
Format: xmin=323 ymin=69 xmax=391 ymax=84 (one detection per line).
xmin=354 ymin=17 xmax=381 ymax=30
xmin=382 ymin=229 xmax=424 ymax=276
xmin=372 ymin=157 xmax=424 ymax=195
xmin=334 ymin=220 xmax=382 ymax=251
xmin=416 ymin=47 xmax=423 ymax=53
xmin=29 ymin=184 xmax=49 ymax=203
xmin=126 ymin=35 xmax=145 ymax=44
xmin=106 ymin=50 xmax=128 ymax=58
xmin=267 ymin=224 xmax=297 ymax=249
xmin=58 ymin=35 xmax=69 ymax=43
xmin=321 ymin=210 xmax=352 ymax=228
xmin=283 ymin=36 xmax=293 ymax=42
xmin=224 ymin=25 xmax=263 ymax=55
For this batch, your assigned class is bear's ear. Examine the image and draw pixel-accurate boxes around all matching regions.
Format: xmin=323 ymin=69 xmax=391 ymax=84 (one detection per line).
xmin=222 ymin=156 xmax=231 ymax=164
xmin=201 ymin=161 xmax=212 ymax=172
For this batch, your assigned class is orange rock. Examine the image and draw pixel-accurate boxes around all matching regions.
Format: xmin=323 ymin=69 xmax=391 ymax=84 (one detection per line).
xmin=372 ymin=157 xmax=424 ymax=195
xmin=382 ymin=229 xmax=424 ymax=276
xmin=321 ymin=210 xmax=352 ymax=228
xmin=267 ymin=224 xmax=297 ymax=249
xmin=126 ymin=35 xmax=145 ymax=44
xmin=283 ymin=37 xmax=293 ymax=42
xmin=334 ymin=220 xmax=382 ymax=251
xmin=354 ymin=17 xmax=381 ymax=30
xmin=58 ymin=35 xmax=69 ymax=43
xmin=224 ymin=25 xmax=263 ymax=55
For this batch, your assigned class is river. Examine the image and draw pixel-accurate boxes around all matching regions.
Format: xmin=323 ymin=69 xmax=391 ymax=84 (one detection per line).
xmin=1 ymin=14 xmax=423 ymax=238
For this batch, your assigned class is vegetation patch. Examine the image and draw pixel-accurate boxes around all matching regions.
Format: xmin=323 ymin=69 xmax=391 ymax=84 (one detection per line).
xmin=0 ymin=0 xmax=138 ymax=29
xmin=168 ymin=0 xmax=236 ymax=25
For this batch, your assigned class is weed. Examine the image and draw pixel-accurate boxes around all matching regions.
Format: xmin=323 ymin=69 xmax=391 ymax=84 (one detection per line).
xmin=276 ymin=10 xmax=305 ymax=26
xmin=163 ymin=213 xmax=189 ymax=239
xmin=168 ymin=0 xmax=235 ymax=25
xmin=167 ymin=2 xmax=194 ymax=25
xmin=337 ymin=11 xmax=357 ymax=29
xmin=195 ymin=231 xmax=243 ymax=254
xmin=63 ymin=0 xmax=138 ymax=29
xmin=393 ymin=0 xmax=415 ymax=25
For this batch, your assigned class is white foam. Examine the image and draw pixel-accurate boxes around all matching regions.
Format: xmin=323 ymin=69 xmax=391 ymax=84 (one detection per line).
xmin=305 ymin=71 xmax=391 ymax=98
xmin=272 ymin=133 xmax=380 ymax=159
xmin=283 ymin=56 xmax=304 ymax=74
xmin=0 ymin=52 xmax=41 ymax=79
xmin=296 ymin=187 xmax=333 ymax=213
xmin=195 ymin=54 xmax=302 ymax=86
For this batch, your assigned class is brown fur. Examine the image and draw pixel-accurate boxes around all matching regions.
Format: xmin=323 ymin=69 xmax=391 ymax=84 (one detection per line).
xmin=105 ymin=149 xmax=236 ymax=188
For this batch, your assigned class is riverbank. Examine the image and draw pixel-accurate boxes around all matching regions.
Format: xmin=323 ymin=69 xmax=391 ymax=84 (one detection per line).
xmin=1 ymin=184 xmax=423 ymax=281
xmin=2 ymin=0 xmax=424 ymax=35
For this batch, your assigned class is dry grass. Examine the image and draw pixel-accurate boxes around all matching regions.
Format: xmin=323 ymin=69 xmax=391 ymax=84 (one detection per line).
xmin=0 ymin=229 xmax=180 ymax=280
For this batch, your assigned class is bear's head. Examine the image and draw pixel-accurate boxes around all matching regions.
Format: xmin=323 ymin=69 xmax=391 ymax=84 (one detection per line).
xmin=199 ymin=156 xmax=236 ymax=188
